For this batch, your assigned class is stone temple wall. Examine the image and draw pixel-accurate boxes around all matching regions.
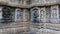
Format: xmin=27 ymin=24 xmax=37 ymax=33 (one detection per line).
xmin=29 ymin=5 xmax=60 ymax=34
xmin=0 ymin=6 xmax=30 ymax=34
xmin=30 ymin=5 xmax=60 ymax=23
xmin=0 ymin=5 xmax=60 ymax=34
xmin=0 ymin=0 xmax=60 ymax=34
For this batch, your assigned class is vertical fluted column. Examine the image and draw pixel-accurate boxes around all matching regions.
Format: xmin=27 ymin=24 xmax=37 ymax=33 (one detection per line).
xmin=31 ymin=7 xmax=40 ymax=23
xmin=0 ymin=7 xmax=3 ymax=19
xmin=15 ymin=8 xmax=23 ymax=22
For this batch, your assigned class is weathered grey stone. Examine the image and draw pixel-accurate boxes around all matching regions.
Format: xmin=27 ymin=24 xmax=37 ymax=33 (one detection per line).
xmin=0 ymin=0 xmax=60 ymax=34
xmin=0 ymin=0 xmax=60 ymax=8
xmin=43 ymin=23 xmax=60 ymax=31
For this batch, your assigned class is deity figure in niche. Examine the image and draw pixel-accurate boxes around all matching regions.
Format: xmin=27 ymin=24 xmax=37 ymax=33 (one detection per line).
xmin=32 ymin=9 xmax=39 ymax=23
xmin=15 ymin=9 xmax=23 ymax=22
xmin=40 ymin=10 xmax=45 ymax=22
xmin=51 ymin=7 xmax=59 ymax=23
xmin=51 ymin=8 xmax=57 ymax=19
xmin=2 ymin=7 xmax=12 ymax=23
xmin=17 ymin=9 xmax=23 ymax=22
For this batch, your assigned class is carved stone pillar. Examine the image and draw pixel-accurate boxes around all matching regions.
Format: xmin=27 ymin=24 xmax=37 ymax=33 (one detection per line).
xmin=23 ymin=9 xmax=29 ymax=22
xmin=51 ymin=5 xmax=59 ymax=23
xmin=46 ymin=7 xmax=51 ymax=23
xmin=40 ymin=7 xmax=46 ymax=23
xmin=15 ymin=9 xmax=17 ymax=22
xmin=0 ymin=7 xmax=3 ymax=22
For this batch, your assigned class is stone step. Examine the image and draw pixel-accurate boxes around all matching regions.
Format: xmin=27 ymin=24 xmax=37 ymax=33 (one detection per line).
xmin=39 ymin=29 xmax=60 ymax=34
xmin=0 ymin=27 xmax=29 ymax=34
xmin=30 ymin=23 xmax=60 ymax=34
xmin=30 ymin=27 xmax=60 ymax=34
xmin=0 ymin=22 xmax=30 ymax=29
xmin=43 ymin=23 xmax=60 ymax=31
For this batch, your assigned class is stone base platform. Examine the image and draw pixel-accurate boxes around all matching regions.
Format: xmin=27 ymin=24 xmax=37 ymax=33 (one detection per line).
xmin=0 ymin=22 xmax=30 ymax=34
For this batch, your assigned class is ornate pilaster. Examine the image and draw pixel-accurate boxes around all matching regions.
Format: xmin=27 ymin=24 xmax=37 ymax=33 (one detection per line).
xmin=15 ymin=9 xmax=17 ymax=22
xmin=40 ymin=7 xmax=46 ymax=23
xmin=46 ymin=7 xmax=51 ymax=23
xmin=23 ymin=9 xmax=29 ymax=22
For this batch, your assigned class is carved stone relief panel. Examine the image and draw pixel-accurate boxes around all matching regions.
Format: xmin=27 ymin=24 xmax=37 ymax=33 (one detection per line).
xmin=51 ymin=5 xmax=59 ymax=23
xmin=31 ymin=7 xmax=40 ymax=23
xmin=30 ymin=0 xmax=46 ymax=4
xmin=0 ymin=7 xmax=16 ymax=23
xmin=10 ymin=8 xmax=15 ymax=22
xmin=46 ymin=7 xmax=51 ymax=23
xmin=15 ymin=8 xmax=23 ymax=22
xmin=1 ymin=7 xmax=13 ymax=23
xmin=24 ymin=9 xmax=29 ymax=22
xmin=40 ymin=7 xmax=46 ymax=22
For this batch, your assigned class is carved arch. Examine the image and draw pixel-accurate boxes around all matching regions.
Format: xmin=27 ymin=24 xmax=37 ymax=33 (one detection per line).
xmin=40 ymin=7 xmax=46 ymax=22
xmin=30 ymin=7 xmax=40 ymax=23
xmin=15 ymin=8 xmax=23 ymax=22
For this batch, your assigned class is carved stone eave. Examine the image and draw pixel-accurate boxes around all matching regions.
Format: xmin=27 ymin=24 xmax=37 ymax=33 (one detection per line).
xmin=0 ymin=0 xmax=60 ymax=8
xmin=0 ymin=0 xmax=29 ymax=8
xmin=30 ymin=1 xmax=60 ymax=8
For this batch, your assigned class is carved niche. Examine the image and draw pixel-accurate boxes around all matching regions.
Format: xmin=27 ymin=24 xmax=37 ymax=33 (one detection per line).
xmin=46 ymin=7 xmax=51 ymax=23
xmin=51 ymin=5 xmax=59 ymax=23
xmin=2 ymin=7 xmax=12 ymax=23
xmin=31 ymin=7 xmax=40 ymax=23
xmin=23 ymin=9 xmax=29 ymax=22
xmin=40 ymin=8 xmax=46 ymax=22
xmin=15 ymin=8 xmax=23 ymax=22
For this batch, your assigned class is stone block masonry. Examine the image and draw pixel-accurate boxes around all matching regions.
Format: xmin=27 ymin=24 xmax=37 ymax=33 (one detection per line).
xmin=0 ymin=0 xmax=60 ymax=34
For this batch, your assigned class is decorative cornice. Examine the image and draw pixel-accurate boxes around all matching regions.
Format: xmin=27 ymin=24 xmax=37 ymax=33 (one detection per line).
xmin=0 ymin=0 xmax=60 ymax=8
